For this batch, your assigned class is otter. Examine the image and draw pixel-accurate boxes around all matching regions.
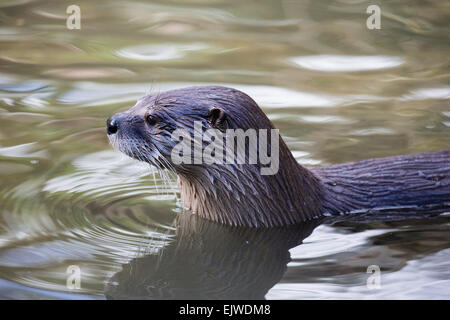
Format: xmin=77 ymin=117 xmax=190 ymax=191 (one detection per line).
xmin=106 ymin=86 xmax=450 ymax=227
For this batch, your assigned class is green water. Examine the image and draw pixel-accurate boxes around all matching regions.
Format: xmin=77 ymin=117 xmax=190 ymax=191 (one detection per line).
xmin=0 ymin=0 xmax=449 ymax=299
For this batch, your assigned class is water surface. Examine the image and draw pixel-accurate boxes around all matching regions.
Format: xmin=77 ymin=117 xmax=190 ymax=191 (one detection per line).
xmin=0 ymin=0 xmax=449 ymax=299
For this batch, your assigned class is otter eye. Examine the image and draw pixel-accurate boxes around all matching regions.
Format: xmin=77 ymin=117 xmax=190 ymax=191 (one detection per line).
xmin=146 ymin=114 xmax=159 ymax=126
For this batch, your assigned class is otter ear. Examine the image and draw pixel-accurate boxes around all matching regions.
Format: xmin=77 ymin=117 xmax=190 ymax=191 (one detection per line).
xmin=208 ymin=107 xmax=227 ymax=129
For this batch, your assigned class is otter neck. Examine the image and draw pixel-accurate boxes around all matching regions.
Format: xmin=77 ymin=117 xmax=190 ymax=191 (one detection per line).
xmin=177 ymin=152 xmax=324 ymax=227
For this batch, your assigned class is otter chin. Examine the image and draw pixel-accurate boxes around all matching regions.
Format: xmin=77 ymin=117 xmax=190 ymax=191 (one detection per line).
xmin=106 ymin=85 xmax=450 ymax=228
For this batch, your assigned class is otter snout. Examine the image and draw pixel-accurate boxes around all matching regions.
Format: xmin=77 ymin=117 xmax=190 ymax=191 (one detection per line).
xmin=106 ymin=116 xmax=118 ymax=135
xmin=107 ymin=113 xmax=130 ymax=135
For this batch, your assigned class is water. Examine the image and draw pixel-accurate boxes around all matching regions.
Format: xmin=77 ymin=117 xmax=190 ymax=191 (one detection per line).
xmin=0 ymin=0 xmax=449 ymax=299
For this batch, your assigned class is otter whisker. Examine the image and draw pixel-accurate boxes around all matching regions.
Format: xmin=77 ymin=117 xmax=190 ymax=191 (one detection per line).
xmin=135 ymin=142 xmax=172 ymax=197
xmin=152 ymin=149 xmax=176 ymax=196
xmin=136 ymin=144 xmax=173 ymax=196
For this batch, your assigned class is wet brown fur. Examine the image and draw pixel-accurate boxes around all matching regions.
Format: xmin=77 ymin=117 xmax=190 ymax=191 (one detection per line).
xmin=108 ymin=86 xmax=450 ymax=227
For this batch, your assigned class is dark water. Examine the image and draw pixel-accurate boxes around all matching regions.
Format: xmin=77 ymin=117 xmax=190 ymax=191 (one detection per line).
xmin=0 ymin=0 xmax=449 ymax=299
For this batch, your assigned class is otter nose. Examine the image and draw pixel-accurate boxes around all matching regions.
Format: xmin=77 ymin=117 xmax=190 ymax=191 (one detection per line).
xmin=106 ymin=116 xmax=119 ymax=135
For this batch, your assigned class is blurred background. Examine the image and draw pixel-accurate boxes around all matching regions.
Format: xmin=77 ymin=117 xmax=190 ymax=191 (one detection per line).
xmin=0 ymin=0 xmax=449 ymax=299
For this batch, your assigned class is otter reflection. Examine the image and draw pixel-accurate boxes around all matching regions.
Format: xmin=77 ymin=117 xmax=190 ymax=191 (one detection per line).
xmin=105 ymin=213 xmax=322 ymax=300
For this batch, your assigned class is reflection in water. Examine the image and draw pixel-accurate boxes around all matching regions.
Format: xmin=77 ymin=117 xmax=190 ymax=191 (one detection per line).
xmin=104 ymin=206 xmax=450 ymax=300
xmin=105 ymin=213 xmax=321 ymax=299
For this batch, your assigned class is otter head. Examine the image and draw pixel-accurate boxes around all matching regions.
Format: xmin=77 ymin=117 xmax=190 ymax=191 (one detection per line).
xmin=107 ymin=86 xmax=323 ymax=227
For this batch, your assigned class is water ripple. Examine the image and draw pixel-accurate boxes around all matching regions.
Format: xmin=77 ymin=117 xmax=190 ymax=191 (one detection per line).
xmin=290 ymin=55 xmax=405 ymax=72
xmin=116 ymin=43 xmax=209 ymax=61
